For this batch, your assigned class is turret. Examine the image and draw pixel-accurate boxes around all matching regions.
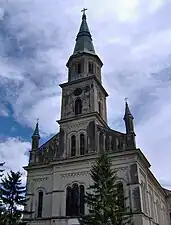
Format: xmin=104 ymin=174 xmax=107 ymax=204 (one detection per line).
xmin=66 ymin=9 xmax=103 ymax=83
xmin=123 ymin=100 xmax=136 ymax=149
xmin=29 ymin=121 xmax=40 ymax=164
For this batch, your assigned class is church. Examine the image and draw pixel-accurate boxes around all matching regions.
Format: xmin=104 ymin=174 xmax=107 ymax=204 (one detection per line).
xmin=23 ymin=10 xmax=171 ymax=225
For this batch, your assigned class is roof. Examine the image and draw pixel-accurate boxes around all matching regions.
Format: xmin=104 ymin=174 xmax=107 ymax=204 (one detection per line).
xmin=73 ymin=12 xmax=95 ymax=55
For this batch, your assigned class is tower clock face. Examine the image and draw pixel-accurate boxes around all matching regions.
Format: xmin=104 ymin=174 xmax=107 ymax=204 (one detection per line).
xmin=74 ymin=88 xmax=82 ymax=96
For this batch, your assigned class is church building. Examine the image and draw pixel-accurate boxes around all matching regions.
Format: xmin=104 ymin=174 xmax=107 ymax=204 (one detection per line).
xmin=24 ymin=10 xmax=171 ymax=225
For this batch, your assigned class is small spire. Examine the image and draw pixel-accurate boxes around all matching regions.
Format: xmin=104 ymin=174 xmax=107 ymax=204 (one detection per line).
xmin=32 ymin=119 xmax=40 ymax=138
xmin=124 ymin=98 xmax=133 ymax=118
xmin=123 ymin=99 xmax=135 ymax=135
xmin=73 ymin=9 xmax=95 ymax=55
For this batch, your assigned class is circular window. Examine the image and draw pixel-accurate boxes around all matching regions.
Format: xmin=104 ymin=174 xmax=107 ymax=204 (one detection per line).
xmin=74 ymin=88 xmax=82 ymax=96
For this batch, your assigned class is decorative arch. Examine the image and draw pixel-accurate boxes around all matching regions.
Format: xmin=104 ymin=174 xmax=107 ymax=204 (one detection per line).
xmin=65 ymin=183 xmax=85 ymax=216
xmin=75 ymin=98 xmax=82 ymax=115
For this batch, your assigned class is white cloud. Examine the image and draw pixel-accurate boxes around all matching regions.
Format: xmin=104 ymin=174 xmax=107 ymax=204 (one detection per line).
xmin=0 ymin=103 xmax=9 ymax=117
xmin=149 ymin=0 xmax=166 ymax=14
xmin=0 ymin=138 xmax=30 ymax=183
xmin=114 ymin=0 xmax=139 ymax=22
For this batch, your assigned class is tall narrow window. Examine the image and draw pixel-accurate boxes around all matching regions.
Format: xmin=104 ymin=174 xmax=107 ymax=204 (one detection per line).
xmin=98 ymin=101 xmax=102 ymax=117
xmin=80 ymin=185 xmax=85 ymax=215
xmin=71 ymin=135 xmax=76 ymax=156
xmin=72 ymin=184 xmax=79 ymax=216
xmin=75 ymin=99 xmax=82 ymax=115
xmin=75 ymin=63 xmax=81 ymax=74
xmin=37 ymin=191 xmax=43 ymax=217
xmin=66 ymin=186 xmax=72 ymax=216
xmin=80 ymin=134 xmax=85 ymax=155
xmin=99 ymin=132 xmax=104 ymax=151
xmin=88 ymin=62 xmax=94 ymax=74
xmin=116 ymin=182 xmax=124 ymax=209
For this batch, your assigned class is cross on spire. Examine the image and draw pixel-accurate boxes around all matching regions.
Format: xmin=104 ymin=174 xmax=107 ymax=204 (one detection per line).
xmin=81 ymin=8 xmax=87 ymax=15
xmin=124 ymin=97 xmax=128 ymax=103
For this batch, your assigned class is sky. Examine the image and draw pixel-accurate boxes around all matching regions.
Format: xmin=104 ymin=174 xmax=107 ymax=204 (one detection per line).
xmin=0 ymin=0 xmax=171 ymax=188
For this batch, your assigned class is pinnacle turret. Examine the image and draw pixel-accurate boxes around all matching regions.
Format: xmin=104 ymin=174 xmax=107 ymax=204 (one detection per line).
xmin=124 ymin=102 xmax=134 ymax=121
xmin=123 ymin=100 xmax=134 ymax=134
xmin=123 ymin=100 xmax=136 ymax=149
xmin=31 ymin=121 xmax=40 ymax=151
xmin=32 ymin=121 xmax=40 ymax=138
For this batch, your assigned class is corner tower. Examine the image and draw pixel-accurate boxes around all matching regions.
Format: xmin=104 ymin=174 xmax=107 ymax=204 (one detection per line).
xmin=58 ymin=10 xmax=108 ymax=157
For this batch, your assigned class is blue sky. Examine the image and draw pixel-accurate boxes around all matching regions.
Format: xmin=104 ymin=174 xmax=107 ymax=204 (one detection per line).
xmin=0 ymin=0 xmax=171 ymax=188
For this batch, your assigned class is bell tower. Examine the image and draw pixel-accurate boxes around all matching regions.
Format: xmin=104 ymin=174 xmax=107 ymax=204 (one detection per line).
xmin=66 ymin=8 xmax=103 ymax=83
xmin=58 ymin=10 xmax=109 ymax=157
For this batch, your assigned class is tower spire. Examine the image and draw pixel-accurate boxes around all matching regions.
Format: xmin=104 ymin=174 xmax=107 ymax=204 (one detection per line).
xmin=32 ymin=119 xmax=40 ymax=137
xmin=73 ymin=8 xmax=95 ymax=55
xmin=30 ymin=120 xmax=40 ymax=164
xmin=123 ymin=100 xmax=136 ymax=149
xmin=32 ymin=119 xmax=40 ymax=150
xmin=123 ymin=99 xmax=134 ymax=133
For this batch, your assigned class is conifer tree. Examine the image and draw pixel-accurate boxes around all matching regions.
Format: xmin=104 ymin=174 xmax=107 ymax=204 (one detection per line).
xmin=80 ymin=151 xmax=132 ymax=225
xmin=0 ymin=162 xmax=4 ymax=179
xmin=0 ymin=162 xmax=5 ymax=224
xmin=0 ymin=171 xmax=27 ymax=225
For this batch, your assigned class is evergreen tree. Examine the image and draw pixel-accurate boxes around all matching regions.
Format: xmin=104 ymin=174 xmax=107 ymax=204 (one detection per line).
xmin=0 ymin=171 xmax=27 ymax=225
xmin=0 ymin=162 xmax=4 ymax=179
xmin=80 ymin=151 xmax=132 ymax=225
xmin=0 ymin=162 xmax=6 ymax=224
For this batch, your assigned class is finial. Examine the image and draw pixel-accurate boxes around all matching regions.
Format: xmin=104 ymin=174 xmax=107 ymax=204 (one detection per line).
xmin=37 ymin=118 xmax=39 ymax=123
xmin=124 ymin=97 xmax=128 ymax=103
xmin=81 ymin=8 xmax=87 ymax=19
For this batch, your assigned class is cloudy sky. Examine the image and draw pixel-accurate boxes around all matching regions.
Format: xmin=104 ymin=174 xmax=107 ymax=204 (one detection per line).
xmin=0 ymin=0 xmax=171 ymax=188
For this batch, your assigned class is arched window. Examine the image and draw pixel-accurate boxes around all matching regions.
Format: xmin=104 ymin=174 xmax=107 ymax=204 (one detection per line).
xmin=98 ymin=101 xmax=102 ymax=117
xmin=37 ymin=191 xmax=43 ymax=217
xmin=66 ymin=183 xmax=85 ymax=216
xmin=71 ymin=135 xmax=76 ymax=156
xmin=116 ymin=182 xmax=124 ymax=209
xmin=80 ymin=134 xmax=85 ymax=155
xmin=88 ymin=61 xmax=94 ymax=74
xmin=75 ymin=99 xmax=82 ymax=115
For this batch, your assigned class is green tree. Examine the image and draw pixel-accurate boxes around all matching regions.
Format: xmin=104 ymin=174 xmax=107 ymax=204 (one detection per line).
xmin=0 ymin=171 xmax=27 ymax=225
xmin=80 ymin=151 xmax=132 ymax=225
xmin=0 ymin=162 xmax=4 ymax=179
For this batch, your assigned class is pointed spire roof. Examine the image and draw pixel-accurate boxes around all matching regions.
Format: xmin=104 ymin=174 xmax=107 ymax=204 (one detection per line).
xmin=124 ymin=99 xmax=134 ymax=119
xmin=73 ymin=9 xmax=95 ymax=55
xmin=32 ymin=120 xmax=40 ymax=138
